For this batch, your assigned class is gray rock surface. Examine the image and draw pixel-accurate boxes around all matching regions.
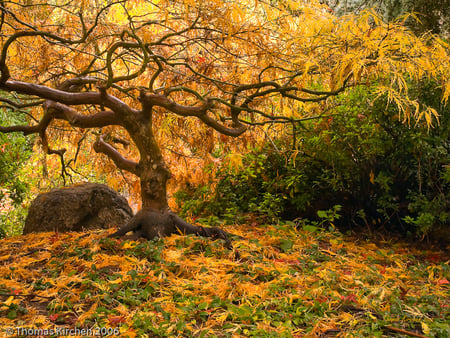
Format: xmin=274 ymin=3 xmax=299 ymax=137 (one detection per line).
xmin=23 ymin=183 xmax=133 ymax=233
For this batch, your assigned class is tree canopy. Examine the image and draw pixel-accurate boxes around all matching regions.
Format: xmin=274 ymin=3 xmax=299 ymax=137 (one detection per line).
xmin=0 ymin=2 xmax=449 ymax=334
xmin=0 ymin=0 xmax=449 ymax=208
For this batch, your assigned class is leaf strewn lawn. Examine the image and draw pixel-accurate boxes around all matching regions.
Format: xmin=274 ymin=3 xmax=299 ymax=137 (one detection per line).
xmin=0 ymin=224 xmax=448 ymax=337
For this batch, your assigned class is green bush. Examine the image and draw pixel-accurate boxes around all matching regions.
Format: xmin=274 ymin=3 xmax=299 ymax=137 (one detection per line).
xmin=299 ymin=81 xmax=449 ymax=237
xmin=175 ymin=81 xmax=449 ymax=238
xmin=0 ymin=109 xmax=35 ymax=237
xmin=174 ymin=153 xmax=283 ymax=224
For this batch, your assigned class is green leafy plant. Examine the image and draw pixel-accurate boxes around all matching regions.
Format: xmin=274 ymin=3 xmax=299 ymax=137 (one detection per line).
xmin=176 ymin=80 xmax=448 ymax=238
xmin=0 ymin=109 xmax=35 ymax=237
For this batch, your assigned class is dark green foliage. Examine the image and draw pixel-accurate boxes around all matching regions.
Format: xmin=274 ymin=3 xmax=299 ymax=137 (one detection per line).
xmin=176 ymin=82 xmax=449 ymax=238
xmin=0 ymin=112 xmax=32 ymax=202
xmin=0 ymin=110 xmax=35 ymax=237
xmin=174 ymin=152 xmax=287 ymax=223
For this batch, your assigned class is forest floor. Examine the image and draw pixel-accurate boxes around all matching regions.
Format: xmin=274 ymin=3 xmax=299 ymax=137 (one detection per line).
xmin=0 ymin=222 xmax=448 ymax=337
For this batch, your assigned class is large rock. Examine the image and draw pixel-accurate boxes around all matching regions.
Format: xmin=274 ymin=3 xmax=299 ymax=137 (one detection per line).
xmin=23 ymin=183 xmax=133 ymax=234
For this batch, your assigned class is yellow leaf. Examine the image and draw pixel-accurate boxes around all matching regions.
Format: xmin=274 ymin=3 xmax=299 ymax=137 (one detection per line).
xmin=120 ymin=328 xmax=137 ymax=338
xmin=421 ymin=322 xmax=430 ymax=335
xmin=4 ymin=296 xmax=14 ymax=306
xmin=122 ymin=242 xmax=137 ymax=250
xmin=216 ymin=311 xmax=230 ymax=324
xmin=369 ymin=170 xmax=375 ymax=185
xmin=226 ymin=153 xmax=243 ymax=171
xmin=77 ymin=302 xmax=98 ymax=325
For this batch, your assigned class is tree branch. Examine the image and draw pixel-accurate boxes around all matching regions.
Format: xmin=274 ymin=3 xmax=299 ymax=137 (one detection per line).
xmin=0 ymin=97 xmax=45 ymax=109
xmin=0 ymin=123 xmax=40 ymax=135
xmin=93 ymin=134 xmax=139 ymax=175
xmin=40 ymin=130 xmax=68 ymax=180
xmin=2 ymin=80 xmax=102 ymax=105
xmin=1 ymin=79 xmax=138 ymax=117
xmin=58 ymin=77 xmax=99 ymax=92
xmin=0 ymin=102 xmax=122 ymax=135
xmin=141 ymin=93 xmax=246 ymax=136
xmin=0 ymin=0 xmax=123 ymax=83
xmin=44 ymin=101 xmax=122 ymax=129
xmin=0 ymin=93 xmax=126 ymax=182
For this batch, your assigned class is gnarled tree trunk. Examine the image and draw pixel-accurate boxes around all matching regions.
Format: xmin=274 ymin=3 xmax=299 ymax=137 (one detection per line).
xmin=92 ymin=96 xmax=233 ymax=246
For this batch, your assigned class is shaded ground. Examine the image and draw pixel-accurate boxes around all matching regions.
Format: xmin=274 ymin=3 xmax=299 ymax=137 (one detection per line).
xmin=0 ymin=223 xmax=448 ymax=337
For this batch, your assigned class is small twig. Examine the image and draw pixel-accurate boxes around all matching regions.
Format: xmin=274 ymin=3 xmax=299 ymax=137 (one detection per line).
xmin=383 ymin=325 xmax=429 ymax=338
xmin=0 ymin=293 xmax=54 ymax=300
xmin=19 ymin=248 xmax=51 ymax=257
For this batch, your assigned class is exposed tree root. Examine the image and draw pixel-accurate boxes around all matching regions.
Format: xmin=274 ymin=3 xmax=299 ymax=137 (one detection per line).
xmin=108 ymin=209 xmax=235 ymax=249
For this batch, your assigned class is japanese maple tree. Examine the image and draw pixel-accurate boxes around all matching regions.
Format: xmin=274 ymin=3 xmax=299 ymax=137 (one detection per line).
xmin=0 ymin=0 xmax=448 ymax=235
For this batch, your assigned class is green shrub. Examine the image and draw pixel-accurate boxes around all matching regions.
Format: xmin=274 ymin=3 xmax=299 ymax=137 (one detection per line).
xmin=0 ymin=109 xmax=35 ymax=237
xmin=175 ymin=81 xmax=448 ymax=237
xmin=174 ymin=152 xmax=286 ymax=223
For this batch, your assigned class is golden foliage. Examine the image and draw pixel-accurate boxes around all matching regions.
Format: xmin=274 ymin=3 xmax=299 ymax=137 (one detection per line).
xmin=1 ymin=0 xmax=449 ymax=200
xmin=0 ymin=225 xmax=448 ymax=336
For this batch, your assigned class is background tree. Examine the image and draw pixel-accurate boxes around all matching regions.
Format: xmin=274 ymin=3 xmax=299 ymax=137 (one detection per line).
xmin=326 ymin=0 xmax=450 ymax=36
xmin=0 ymin=0 xmax=448 ymax=234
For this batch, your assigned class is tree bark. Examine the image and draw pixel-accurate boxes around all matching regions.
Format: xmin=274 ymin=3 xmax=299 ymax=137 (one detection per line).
xmin=138 ymin=161 xmax=170 ymax=210
xmin=108 ymin=209 xmax=234 ymax=249
xmin=121 ymin=104 xmax=171 ymax=211
xmin=98 ymin=99 xmax=235 ymax=246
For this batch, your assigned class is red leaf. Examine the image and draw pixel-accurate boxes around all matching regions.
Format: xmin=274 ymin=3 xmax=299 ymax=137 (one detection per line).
xmin=437 ymin=279 xmax=449 ymax=285
xmin=346 ymin=294 xmax=357 ymax=303
xmin=108 ymin=315 xmax=126 ymax=324
xmin=49 ymin=314 xmax=59 ymax=321
xmin=317 ymin=297 xmax=329 ymax=303
xmin=50 ymin=232 xmax=59 ymax=243
xmin=340 ymin=294 xmax=357 ymax=303
xmin=426 ymin=254 xmax=442 ymax=263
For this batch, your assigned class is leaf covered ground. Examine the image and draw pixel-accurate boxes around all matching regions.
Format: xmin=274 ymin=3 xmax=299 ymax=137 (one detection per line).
xmin=0 ymin=223 xmax=448 ymax=337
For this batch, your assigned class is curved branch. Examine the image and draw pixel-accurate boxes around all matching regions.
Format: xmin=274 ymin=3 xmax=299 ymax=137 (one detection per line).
xmin=2 ymin=80 xmax=101 ymax=104
xmin=44 ymin=101 xmax=122 ymax=128
xmin=148 ymin=54 xmax=164 ymax=91
xmin=0 ymin=101 xmax=122 ymax=139
xmin=0 ymin=31 xmax=79 ymax=83
xmin=141 ymin=93 xmax=212 ymax=116
xmin=93 ymin=135 xmax=139 ymax=175
xmin=199 ymin=112 xmax=247 ymax=137
xmin=1 ymin=79 xmax=138 ymax=117
xmin=141 ymin=93 xmax=246 ymax=137
xmin=58 ymin=77 xmax=99 ymax=92
xmin=105 ymin=40 xmax=148 ymax=88
xmin=0 ymin=97 xmax=45 ymax=109
xmin=233 ymin=78 xmax=351 ymax=108
xmin=40 ymin=130 xmax=68 ymax=180
xmin=0 ymin=98 xmax=70 ymax=179
xmin=164 ymin=86 xmax=207 ymax=101
xmin=0 ymin=107 xmax=54 ymax=135
xmin=0 ymin=120 xmax=41 ymax=135
xmin=0 ymin=88 xmax=131 ymax=181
